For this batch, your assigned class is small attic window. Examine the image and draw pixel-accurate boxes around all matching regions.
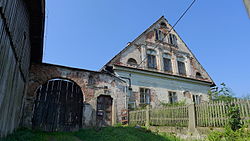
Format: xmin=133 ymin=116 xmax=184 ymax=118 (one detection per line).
xmin=168 ymin=34 xmax=178 ymax=47
xmin=127 ymin=58 xmax=137 ymax=66
xmin=160 ymin=22 xmax=167 ymax=28
xmin=196 ymin=72 xmax=203 ymax=79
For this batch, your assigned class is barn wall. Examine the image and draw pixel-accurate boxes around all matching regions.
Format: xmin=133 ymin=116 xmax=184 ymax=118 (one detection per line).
xmin=0 ymin=0 xmax=31 ymax=137
xmin=23 ymin=63 xmax=127 ymax=129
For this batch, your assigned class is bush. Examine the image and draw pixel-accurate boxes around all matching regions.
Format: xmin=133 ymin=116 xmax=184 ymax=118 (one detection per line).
xmin=207 ymin=126 xmax=250 ymax=141
xmin=207 ymin=103 xmax=250 ymax=141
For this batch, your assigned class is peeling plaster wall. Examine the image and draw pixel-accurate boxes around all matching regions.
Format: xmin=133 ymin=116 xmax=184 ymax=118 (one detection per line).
xmin=115 ymin=67 xmax=210 ymax=108
xmin=22 ymin=63 xmax=127 ymax=128
xmin=108 ymin=17 xmax=213 ymax=83
xmin=104 ymin=17 xmax=213 ymax=108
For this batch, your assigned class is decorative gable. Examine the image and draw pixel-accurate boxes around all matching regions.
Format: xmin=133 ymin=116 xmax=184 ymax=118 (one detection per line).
xmin=103 ymin=16 xmax=214 ymax=85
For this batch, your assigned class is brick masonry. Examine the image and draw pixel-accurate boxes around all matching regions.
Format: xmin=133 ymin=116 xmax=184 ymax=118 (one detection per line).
xmin=22 ymin=63 xmax=127 ymax=128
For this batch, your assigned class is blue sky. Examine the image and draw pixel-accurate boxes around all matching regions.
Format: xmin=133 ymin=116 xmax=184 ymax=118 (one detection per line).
xmin=44 ymin=0 xmax=250 ymax=97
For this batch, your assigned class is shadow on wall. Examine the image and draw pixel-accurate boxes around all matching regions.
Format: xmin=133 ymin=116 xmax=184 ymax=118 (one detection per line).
xmin=82 ymin=103 xmax=96 ymax=127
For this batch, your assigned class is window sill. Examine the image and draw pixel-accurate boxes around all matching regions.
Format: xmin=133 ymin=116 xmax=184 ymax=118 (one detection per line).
xmin=178 ymin=74 xmax=187 ymax=77
xmin=164 ymin=71 xmax=173 ymax=74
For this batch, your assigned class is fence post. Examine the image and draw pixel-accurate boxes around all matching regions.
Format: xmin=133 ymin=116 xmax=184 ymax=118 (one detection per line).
xmin=146 ymin=105 xmax=150 ymax=127
xmin=188 ymin=103 xmax=198 ymax=135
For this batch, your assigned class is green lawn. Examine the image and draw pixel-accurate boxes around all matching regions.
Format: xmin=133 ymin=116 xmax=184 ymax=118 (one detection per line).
xmin=0 ymin=127 xmax=182 ymax=141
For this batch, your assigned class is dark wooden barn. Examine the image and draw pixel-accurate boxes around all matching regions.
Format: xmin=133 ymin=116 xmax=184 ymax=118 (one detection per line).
xmin=0 ymin=0 xmax=45 ymax=137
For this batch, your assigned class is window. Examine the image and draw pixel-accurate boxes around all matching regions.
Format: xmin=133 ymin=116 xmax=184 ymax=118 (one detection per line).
xmin=140 ymin=88 xmax=150 ymax=104
xmin=155 ymin=29 xmax=164 ymax=41
xmin=147 ymin=49 xmax=157 ymax=69
xmin=163 ymin=53 xmax=172 ymax=72
xmin=196 ymin=72 xmax=203 ymax=79
xmin=160 ymin=22 xmax=167 ymax=28
xmin=127 ymin=58 xmax=137 ymax=67
xmin=177 ymin=61 xmax=186 ymax=75
xmin=168 ymin=34 xmax=178 ymax=47
xmin=193 ymin=95 xmax=202 ymax=104
xmin=169 ymin=91 xmax=177 ymax=104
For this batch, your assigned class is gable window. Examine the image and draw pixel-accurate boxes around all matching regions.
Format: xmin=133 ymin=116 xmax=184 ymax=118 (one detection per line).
xmin=155 ymin=29 xmax=165 ymax=41
xmin=160 ymin=22 xmax=167 ymax=28
xmin=163 ymin=53 xmax=172 ymax=72
xmin=168 ymin=34 xmax=178 ymax=47
xmin=147 ymin=49 xmax=157 ymax=69
xmin=169 ymin=91 xmax=177 ymax=104
xmin=196 ymin=72 xmax=203 ymax=79
xmin=177 ymin=61 xmax=186 ymax=75
xmin=140 ymin=88 xmax=150 ymax=104
xmin=127 ymin=58 xmax=137 ymax=67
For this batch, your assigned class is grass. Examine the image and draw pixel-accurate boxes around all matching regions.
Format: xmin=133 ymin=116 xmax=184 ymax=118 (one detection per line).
xmin=0 ymin=127 xmax=182 ymax=141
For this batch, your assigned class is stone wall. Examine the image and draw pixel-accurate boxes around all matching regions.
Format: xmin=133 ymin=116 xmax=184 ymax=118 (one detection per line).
xmin=22 ymin=63 xmax=127 ymax=128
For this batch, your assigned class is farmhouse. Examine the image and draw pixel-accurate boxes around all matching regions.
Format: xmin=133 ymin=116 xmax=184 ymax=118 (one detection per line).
xmin=102 ymin=16 xmax=215 ymax=109
xmin=0 ymin=0 xmax=214 ymax=137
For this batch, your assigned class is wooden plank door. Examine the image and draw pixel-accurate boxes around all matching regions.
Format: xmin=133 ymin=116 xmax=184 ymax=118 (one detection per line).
xmin=97 ymin=95 xmax=113 ymax=126
xmin=32 ymin=79 xmax=83 ymax=132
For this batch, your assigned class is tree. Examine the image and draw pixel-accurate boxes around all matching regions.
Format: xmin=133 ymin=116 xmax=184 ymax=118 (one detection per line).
xmin=208 ymin=83 xmax=235 ymax=102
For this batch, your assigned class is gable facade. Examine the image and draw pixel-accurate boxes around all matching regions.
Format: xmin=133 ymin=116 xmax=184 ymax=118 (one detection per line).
xmin=103 ymin=16 xmax=214 ymax=108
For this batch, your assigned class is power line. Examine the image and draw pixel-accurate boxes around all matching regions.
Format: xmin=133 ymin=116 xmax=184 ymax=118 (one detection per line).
xmin=136 ymin=0 xmax=197 ymax=68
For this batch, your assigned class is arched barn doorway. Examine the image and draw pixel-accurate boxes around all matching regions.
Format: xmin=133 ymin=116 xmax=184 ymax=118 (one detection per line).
xmin=32 ymin=78 xmax=83 ymax=132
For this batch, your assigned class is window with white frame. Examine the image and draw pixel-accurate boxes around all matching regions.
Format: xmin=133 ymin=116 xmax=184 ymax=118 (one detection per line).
xmin=140 ymin=88 xmax=151 ymax=104
xmin=169 ymin=91 xmax=177 ymax=104
xmin=147 ymin=49 xmax=157 ymax=69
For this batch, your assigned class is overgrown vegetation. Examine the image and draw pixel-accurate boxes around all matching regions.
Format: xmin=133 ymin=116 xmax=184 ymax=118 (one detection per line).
xmin=160 ymin=100 xmax=186 ymax=107
xmin=207 ymin=104 xmax=250 ymax=141
xmin=227 ymin=105 xmax=242 ymax=131
xmin=0 ymin=126 xmax=182 ymax=141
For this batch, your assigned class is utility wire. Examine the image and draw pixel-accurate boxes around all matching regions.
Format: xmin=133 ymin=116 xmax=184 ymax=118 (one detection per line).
xmin=136 ymin=0 xmax=197 ymax=68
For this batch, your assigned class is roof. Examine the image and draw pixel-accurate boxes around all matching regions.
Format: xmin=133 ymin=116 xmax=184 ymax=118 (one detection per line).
xmin=26 ymin=0 xmax=46 ymax=62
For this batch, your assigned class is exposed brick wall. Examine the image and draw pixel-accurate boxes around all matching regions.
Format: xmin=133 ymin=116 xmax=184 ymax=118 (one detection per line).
xmin=22 ymin=63 xmax=127 ymax=128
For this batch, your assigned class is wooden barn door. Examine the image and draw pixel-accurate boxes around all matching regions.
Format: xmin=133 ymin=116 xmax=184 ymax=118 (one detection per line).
xmin=32 ymin=79 xmax=83 ymax=132
xmin=96 ymin=95 xmax=113 ymax=126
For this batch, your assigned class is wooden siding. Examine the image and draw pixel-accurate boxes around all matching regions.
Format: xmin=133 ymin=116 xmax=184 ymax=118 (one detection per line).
xmin=0 ymin=0 xmax=31 ymax=137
